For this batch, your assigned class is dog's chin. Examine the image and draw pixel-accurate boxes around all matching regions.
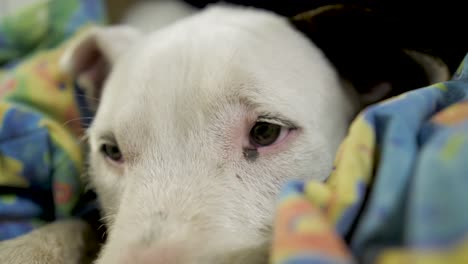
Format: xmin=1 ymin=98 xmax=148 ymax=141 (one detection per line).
xmin=95 ymin=245 xmax=269 ymax=264
xmin=213 ymin=243 xmax=270 ymax=264
xmin=94 ymin=230 xmax=270 ymax=264
xmin=201 ymin=244 xmax=270 ymax=264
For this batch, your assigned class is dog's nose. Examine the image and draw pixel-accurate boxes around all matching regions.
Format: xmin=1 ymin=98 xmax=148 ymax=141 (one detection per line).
xmin=123 ymin=244 xmax=186 ymax=264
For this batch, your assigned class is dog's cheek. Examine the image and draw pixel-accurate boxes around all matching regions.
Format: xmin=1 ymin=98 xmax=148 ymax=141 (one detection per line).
xmin=88 ymin=156 xmax=126 ymax=224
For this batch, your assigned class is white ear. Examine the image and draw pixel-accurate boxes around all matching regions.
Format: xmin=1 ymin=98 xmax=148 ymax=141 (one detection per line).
xmin=60 ymin=25 xmax=141 ymax=108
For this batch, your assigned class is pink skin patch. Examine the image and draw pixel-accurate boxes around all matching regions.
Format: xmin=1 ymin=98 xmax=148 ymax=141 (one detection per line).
xmin=106 ymin=155 xmax=125 ymax=165
xmin=251 ymin=128 xmax=299 ymax=155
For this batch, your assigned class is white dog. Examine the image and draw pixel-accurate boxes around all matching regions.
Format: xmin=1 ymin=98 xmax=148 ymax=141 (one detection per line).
xmin=1 ymin=3 xmax=440 ymax=264
xmin=79 ymin=6 xmax=357 ymax=263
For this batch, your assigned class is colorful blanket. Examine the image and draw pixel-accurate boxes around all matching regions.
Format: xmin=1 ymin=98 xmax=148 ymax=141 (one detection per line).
xmin=271 ymin=55 xmax=468 ymax=263
xmin=0 ymin=0 xmax=105 ymax=240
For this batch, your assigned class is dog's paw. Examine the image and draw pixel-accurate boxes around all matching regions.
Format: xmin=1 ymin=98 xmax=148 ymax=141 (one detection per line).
xmin=0 ymin=219 xmax=100 ymax=264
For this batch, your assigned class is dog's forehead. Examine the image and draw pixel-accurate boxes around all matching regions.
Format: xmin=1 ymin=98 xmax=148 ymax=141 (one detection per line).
xmin=93 ymin=30 xmax=260 ymax=149
xmin=101 ymin=23 xmax=270 ymax=121
xmin=101 ymin=6 xmax=328 ymax=115
xmin=125 ymin=35 xmax=253 ymax=114
xmin=92 ymin=8 xmax=340 ymax=148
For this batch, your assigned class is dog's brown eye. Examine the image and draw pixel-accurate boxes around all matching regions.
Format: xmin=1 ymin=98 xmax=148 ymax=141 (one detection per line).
xmin=101 ymin=143 xmax=123 ymax=162
xmin=250 ymin=122 xmax=282 ymax=146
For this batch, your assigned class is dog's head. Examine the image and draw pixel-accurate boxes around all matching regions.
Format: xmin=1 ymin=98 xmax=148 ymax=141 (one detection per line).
xmin=61 ymin=5 xmax=438 ymax=264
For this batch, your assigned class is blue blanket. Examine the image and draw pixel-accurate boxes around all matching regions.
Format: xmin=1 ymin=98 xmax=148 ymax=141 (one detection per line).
xmin=0 ymin=0 xmax=105 ymax=240
xmin=272 ymin=54 xmax=468 ymax=264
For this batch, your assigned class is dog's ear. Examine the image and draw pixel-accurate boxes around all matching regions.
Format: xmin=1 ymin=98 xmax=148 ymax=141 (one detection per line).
xmin=289 ymin=4 xmax=450 ymax=106
xmin=60 ymin=26 xmax=142 ymax=109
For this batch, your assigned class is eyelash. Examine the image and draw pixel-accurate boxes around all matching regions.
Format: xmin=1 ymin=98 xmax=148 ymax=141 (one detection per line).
xmin=256 ymin=115 xmax=297 ymax=129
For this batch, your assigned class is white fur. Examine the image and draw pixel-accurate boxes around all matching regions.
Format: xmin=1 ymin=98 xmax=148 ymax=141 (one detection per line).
xmin=121 ymin=0 xmax=196 ymax=32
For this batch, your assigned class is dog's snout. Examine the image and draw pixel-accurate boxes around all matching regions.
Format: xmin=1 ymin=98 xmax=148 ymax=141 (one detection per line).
xmin=123 ymin=244 xmax=185 ymax=264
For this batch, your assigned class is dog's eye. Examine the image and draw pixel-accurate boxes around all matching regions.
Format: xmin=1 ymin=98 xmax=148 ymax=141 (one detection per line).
xmin=101 ymin=143 xmax=123 ymax=163
xmin=250 ymin=122 xmax=285 ymax=147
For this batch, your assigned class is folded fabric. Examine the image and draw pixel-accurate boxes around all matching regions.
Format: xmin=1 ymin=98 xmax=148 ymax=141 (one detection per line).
xmin=0 ymin=0 xmax=105 ymax=240
xmin=271 ymin=54 xmax=468 ymax=264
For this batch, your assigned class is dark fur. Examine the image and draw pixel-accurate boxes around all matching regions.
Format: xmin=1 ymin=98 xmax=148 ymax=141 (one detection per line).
xmin=185 ymin=0 xmax=467 ymax=101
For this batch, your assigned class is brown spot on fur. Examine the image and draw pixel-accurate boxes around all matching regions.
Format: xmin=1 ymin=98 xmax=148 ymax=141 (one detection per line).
xmin=243 ymin=148 xmax=258 ymax=162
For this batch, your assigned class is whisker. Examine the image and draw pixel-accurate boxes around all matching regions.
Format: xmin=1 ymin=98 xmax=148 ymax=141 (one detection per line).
xmin=62 ymin=117 xmax=94 ymax=127
xmin=79 ymin=134 xmax=90 ymax=144
xmin=75 ymin=105 xmax=97 ymax=112
xmin=99 ymin=212 xmax=117 ymax=223
xmin=97 ymin=224 xmax=108 ymax=240
xmin=74 ymin=93 xmax=101 ymax=103
xmin=98 ymin=223 xmax=107 ymax=231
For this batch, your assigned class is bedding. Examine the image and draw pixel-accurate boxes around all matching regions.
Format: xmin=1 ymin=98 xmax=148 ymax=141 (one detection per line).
xmin=272 ymin=55 xmax=468 ymax=264
xmin=0 ymin=0 xmax=105 ymax=240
